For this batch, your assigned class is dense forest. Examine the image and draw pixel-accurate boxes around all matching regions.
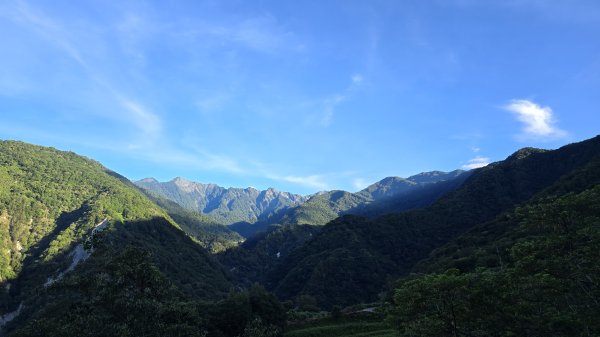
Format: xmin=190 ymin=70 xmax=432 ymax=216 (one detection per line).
xmin=257 ymin=136 xmax=600 ymax=308
xmin=391 ymin=174 xmax=600 ymax=336
xmin=0 ymin=141 xmax=265 ymax=336
xmin=2 ymin=136 xmax=600 ymax=336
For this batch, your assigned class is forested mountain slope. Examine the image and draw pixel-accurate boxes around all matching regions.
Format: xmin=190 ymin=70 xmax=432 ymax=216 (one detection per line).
xmin=265 ymin=136 xmax=600 ymax=307
xmin=218 ymin=224 xmax=322 ymax=287
xmin=3 ymin=136 xmax=600 ymax=336
xmin=389 ymin=156 xmax=600 ymax=336
xmin=278 ymin=170 xmax=467 ymax=227
xmin=220 ymin=179 xmax=473 ymax=304
xmin=141 ymin=191 xmax=243 ymax=253
xmin=0 ymin=141 xmax=233 ymax=334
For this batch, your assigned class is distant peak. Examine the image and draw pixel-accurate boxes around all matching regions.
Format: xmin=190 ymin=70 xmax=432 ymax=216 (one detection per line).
xmin=375 ymin=176 xmax=409 ymax=185
xmin=506 ymin=147 xmax=546 ymax=162
xmin=138 ymin=177 xmax=158 ymax=183
xmin=408 ymin=170 xmax=445 ymax=178
xmin=405 ymin=170 xmax=466 ymax=185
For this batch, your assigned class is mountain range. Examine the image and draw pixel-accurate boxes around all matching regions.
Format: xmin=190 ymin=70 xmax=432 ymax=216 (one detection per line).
xmin=220 ymin=135 xmax=600 ymax=310
xmin=135 ymin=177 xmax=307 ymax=226
xmin=276 ymin=170 xmax=468 ymax=226
xmin=136 ymin=170 xmax=468 ymax=237
xmin=1 ymin=135 xmax=600 ymax=336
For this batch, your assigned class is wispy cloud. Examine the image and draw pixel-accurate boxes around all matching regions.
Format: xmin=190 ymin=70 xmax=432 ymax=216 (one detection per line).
xmin=109 ymin=137 xmax=247 ymax=175
xmin=248 ymin=160 xmax=332 ymax=191
xmin=504 ymin=99 xmax=567 ymax=141
xmin=188 ymin=148 xmax=245 ymax=174
xmin=462 ymin=156 xmax=490 ymax=170
xmin=119 ymin=99 xmax=162 ymax=139
xmin=266 ymin=173 xmax=329 ymax=190
xmin=12 ymin=1 xmax=87 ymax=66
xmin=321 ymin=94 xmax=346 ymax=127
xmin=318 ymin=73 xmax=365 ymax=127
xmin=9 ymin=1 xmax=165 ymax=144
xmin=193 ymin=14 xmax=304 ymax=55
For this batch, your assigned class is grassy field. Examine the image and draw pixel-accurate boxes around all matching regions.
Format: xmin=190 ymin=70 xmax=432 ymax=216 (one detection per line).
xmin=285 ymin=314 xmax=396 ymax=337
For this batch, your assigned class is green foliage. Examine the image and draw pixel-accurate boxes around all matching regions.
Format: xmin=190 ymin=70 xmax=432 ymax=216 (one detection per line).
xmin=280 ymin=171 xmax=468 ymax=227
xmin=267 ymin=136 xmax=600 ymax=307
xmin=0 ymin=141 xmax=232 ymax=319
xmin=285 ymin=313 xmax=394 ymax=337
xmin=280 ymin=191 xmax=369 ymax=226
xmin=9 ymin=247 xmax=210 ymax=337
xmin=218 ymin=224 xmax=321 ymax=287
xmin=392 ymin=270 xmax=470 ymax=337
xmin=4 ymin=135 xmax=600 ymax=337
xmin=0 ymin=141 xmax=166 ymax=285
xmin=330 ymin=306 xmax=342 ymax=322
xmin=143 ymin=192 xmax=243 ymax=253
xmin=241 ymin=317 xmax=281 ymax=337
xmin=296 ymin=295 xmax=320 ymax=312
xmin=7 ymin=241 xmax=286 ymax=337
xmin=389 ymin=181 xmax=600 ymax=336
xmin=205 ymin=284 xmax=286 ymax=337
xmin=106 ymin=217 xmax=232 ymax=299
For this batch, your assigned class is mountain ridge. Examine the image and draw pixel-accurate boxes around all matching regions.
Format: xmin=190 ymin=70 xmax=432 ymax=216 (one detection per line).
xmin=0 ymin=140 xmax=233 ymax=315
xmin=135 ymin=177 xmax=308 ymax=226
xmin=138 ymin=171 xmax=468 ymax=237
xmin=261 ymin=136 xmax=600 ymax=307
xmin=2 ymin=136 xmax=600 ymax=336
xmin=276 ymin=169 xmax=468 ymax=227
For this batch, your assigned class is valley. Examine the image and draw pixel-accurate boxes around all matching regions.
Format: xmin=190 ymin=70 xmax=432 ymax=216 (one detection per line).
xmin=1 ymin=136 xmax=599 ymax=336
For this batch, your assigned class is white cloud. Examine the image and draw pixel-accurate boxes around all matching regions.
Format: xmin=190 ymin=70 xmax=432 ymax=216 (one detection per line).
xmin=266 ymin=173 xmax=329 ymax=190
xmin=281 ymin=175 xmax=328 ymax=190
xmin=462 ymin=156 xmax=490 ymax=170
xmin=505 ymin=99 xmax=567 ymax=140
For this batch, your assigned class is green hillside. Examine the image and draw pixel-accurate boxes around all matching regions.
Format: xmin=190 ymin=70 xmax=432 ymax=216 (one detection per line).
xmin=389 ymin=164 xmax=600 ymax=336
xmin=142 ymin=191 xmax=244 ymax=253
xmin=218 ymin=224 xmax=322 ymax=286
xmin=0 ymin=141 xmax=234 ymax=332
xmin=265 ymin=136 xmax=600 ymax=308
xmin=279 ymin=171 xmax=468 ymax=227
xmin=2 ymin=136 xmax=600 ymax=337
xmin=279 ymin=190 xmax=369 ymax=226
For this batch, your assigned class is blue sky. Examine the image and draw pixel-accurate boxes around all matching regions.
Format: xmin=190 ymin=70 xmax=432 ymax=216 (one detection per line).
xmin=1 ymin=0 xmax=599 ymax=195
